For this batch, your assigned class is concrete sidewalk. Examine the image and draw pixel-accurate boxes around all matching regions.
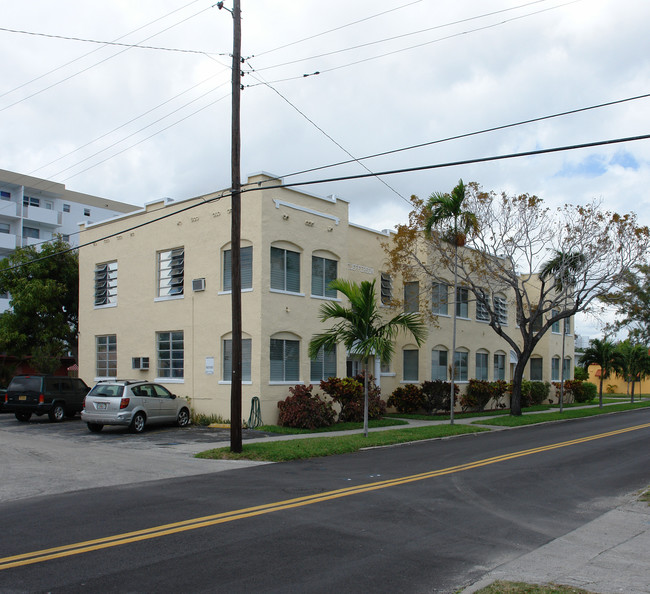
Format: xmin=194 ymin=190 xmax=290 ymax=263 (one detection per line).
xmin=461 ymin=492 xmax=650 ymax=594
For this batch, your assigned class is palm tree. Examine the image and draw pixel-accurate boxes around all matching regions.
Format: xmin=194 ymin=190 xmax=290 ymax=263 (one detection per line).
xmin=579 ymin=337 xmax=617 ymax=408
xmin=309 ymin=279 xmax=427 ymax=436
xmin=424 ymin=179 xmax=478 ymax=423
xmin=540 ymin=250 xmax=586 ymax=412
xmin=613 ymin=340 xmax=650 ymax=403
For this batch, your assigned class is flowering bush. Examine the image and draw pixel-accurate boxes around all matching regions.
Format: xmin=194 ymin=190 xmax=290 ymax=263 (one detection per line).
xmin=387 ymin=384 xmax=424 ymax=413
xmin=277 ymin=384 xmax=336 ymax=429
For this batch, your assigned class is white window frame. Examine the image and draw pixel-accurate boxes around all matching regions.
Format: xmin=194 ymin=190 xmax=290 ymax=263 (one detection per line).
xmin=270 ymin=338 xmax=300 ymax=383
xmin=270 ymin=247 xmax=301 ymax=294
xmin=403 ymin=349 xmax=419 ymax=382
xmin=431 ymin=282 xmax=448 ymax=316
xmin=94 ymin=261 xmax=117 ymax=308
xmin=223 ymin=245 xmax=253 ymax=292
xmin=311 ymin=256 xmax=338 ymax=299
xmin=156 ymin=331 xmax=184 ymax=380
xmin=431 ymin=348 xmax=448 ymax=381
xmin=157 ymin=248 xmax=184 ymax=300
xmin=95 ymin=335 xmax=117 ymax=379
xmin=222 ymin=338 xmax=252 ymax=383
xmin=475 ymin=351 xmax=489 ymax=380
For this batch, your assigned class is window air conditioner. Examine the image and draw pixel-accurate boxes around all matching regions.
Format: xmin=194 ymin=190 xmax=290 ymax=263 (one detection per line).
xmin=192 ymin=278 xmax=206 ymax=292
xmin=132 ymin=357 xmax=150 ymax=370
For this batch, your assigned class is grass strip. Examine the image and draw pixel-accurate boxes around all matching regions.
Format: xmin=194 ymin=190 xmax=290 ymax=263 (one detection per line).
xmin=257 ymin=418 xmax=408 ymax=435
xmin=473 ymin=400 xmax=650 ymax=427
xmin=196 ymin=424 xmax=486 ymax=462
xmin=475 ymin=580 xmax=597 ymax=593
xmin=385 ymin=405 xmax=551 ymax=421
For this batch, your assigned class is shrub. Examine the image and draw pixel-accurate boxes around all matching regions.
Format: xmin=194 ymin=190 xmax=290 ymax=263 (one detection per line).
xmin=387 ymin=384 xmax=424 ymax=413
xmin=517 ymin=380 xmax=550 ymax=407
xmin=277 ymin=384 xmax=336 ymax=429
xmin=460 ymin=380 xmax=493 ymax=412
xmin=606 ymin=384 xmax=617 ymax=394
xmin=582 ymin=382 xmax=598 ymax=401
xmin=320 ymin=373 xmax=385 ymax=422
xmin=574 ymin=366 xmax=589 ymax=381
xmin=420 ymin=380 xmax=455 ymax=414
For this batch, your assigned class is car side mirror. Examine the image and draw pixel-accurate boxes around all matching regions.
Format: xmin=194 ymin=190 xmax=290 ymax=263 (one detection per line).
xmin=171 ymin=394 xmax=177 ymax=399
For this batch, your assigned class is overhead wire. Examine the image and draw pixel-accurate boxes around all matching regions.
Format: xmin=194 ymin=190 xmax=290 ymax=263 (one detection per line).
xmin=0 ymin=0 xmax=206 ymax=102
xmin=245 ymin=60 xmax=410 ymax=205
xmin=7 ymin=132 xmax=650 ymax=272
xmin=0 ymin=2 xmax=220 ymax=113
xmin=267 ymin=92 xmax=650 ymax=182
xmin=250 ymin=0 xmax=556 ymax=72
xmin=244 ymin=0 xmax=581 ymax=87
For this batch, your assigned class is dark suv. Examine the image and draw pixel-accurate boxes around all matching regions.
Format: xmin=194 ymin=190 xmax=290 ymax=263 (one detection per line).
xmin=4 ymin=375 xmax=90 ymax=422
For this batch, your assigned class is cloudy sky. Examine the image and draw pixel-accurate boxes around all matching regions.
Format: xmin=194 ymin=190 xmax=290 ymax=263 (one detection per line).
xmin=1 ymin=0 xmax=649 ymax=337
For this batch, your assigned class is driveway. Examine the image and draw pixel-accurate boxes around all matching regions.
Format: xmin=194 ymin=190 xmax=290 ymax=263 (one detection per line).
xmin=0 ymin=412 xmax=271 ymax=502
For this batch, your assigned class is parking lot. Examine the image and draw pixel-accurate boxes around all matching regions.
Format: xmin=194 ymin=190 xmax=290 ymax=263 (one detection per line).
xmin=0 ymin=411 xmax=271 ymax=502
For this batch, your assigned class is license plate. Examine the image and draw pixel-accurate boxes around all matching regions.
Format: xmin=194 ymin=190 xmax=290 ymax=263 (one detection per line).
xmin=97 ymin=402 xmax=107 ymax=410
xmin=19 ymin=395 xmax=27 ymax=401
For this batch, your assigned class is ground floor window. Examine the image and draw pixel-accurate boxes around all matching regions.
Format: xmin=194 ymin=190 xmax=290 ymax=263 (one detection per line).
xmin=310 ymin=345 xmax=336 ymax=382
xmin=270 ymin=338 xmax=299 ymax=382
xmin=403 ymin=349 xmax=419 ymax=382
xmin=431 ymin=349 xmax=447 ymax=381
xmin=530 ymin=357 xmax=543 ymax=381
xmin=223 ymin=338 xmax=252 ymax=382
xmin=476 ymin=351 xmax=489 ymax=380
xmin=157 ymin=331 xmax=184 ymax=378
xmin=494 ymin=353 xmax=506 ymax=381
xmin=96 ymin=335 xmax=116 ymax=377
xmin=453 ymin=351 xmax=468 ymax=381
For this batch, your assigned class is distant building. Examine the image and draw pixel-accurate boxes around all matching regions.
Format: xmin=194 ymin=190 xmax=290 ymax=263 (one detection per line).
xmin=78 ymin=173 xmax=574 ymax=423
xmin=0 ymin=169 xmax=138 ymax=312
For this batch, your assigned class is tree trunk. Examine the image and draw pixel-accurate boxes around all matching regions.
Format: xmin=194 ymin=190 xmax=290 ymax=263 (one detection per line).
xmin=363 ymin=358 xmax=369 ymax=437
xmin=599 ymin=376 xmax=604 ymax=408
xmin=631 ymin=380 xmax=635 ymax=404
xmin=510 ymin=358 xmax=527 ymax=416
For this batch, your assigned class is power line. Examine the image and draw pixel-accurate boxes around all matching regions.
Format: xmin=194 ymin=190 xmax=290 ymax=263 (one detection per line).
xmin=250 ymin=0 xmax=424 ymax=58
xmin=246 ymin=64 xmax=410 ymax=204
xmin=0 ymin=3 xmax=219 ymax=113
xmin=7 ymin=132 xmax=650 ymax=272
xmin=250 ymin=0 xmax=555 ymax=73
xmin=268 ymin=92 xmax=650 ymax=182
xmin=0 ymin=26 xmax=229 ymax=56
xmin=0 ymin=0 xmax=205 ymax=102
xmin=245 ymin=1 xmax=580 ymax=87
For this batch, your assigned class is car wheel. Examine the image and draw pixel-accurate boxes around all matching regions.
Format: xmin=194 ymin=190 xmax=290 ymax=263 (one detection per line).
xmin=15 ymin=412 xmax=32 ymax=422
xmin=130 ymin=412 xmax=146 ymax=433
xmin=177 ymin=407 xmax=190 ymax=427
xmin=48 ymin=403 xmax=66 ymax=422
xmin=87 ymin=423 xmax=103 ymax=433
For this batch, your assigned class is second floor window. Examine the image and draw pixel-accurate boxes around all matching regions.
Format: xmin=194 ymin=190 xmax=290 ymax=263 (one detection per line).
xmin=381 ymin=273 xmax=393 ymax=304
xmin=271 ymin=247 xmax=300 ymax=293
xmin=404 ymin=281 xmax=419 ymax=313
xmin=476 ymin=290 xmax=489 ymax=322
xmin=311 ymin=256 xmax=337 ymax=298
xmin=456 ymin=287 xmax=469 ymax=318
xmin=431 ymin=282 xmax=448 ymax=315
xmin=94 ymin=261 xmax=117 ymax=306
xmin=158 ymin=248 xmax=184 ymax=297
xmin=223 ymin=246 xmax=253 ymax=291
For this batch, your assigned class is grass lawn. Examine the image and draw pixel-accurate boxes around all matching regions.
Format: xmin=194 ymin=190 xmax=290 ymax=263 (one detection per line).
xmin=473 ymin=400 xmax=650 ymax=427
xmin=196 ymin=424 xmax=487 ymax=462
xmin=475 ymin=581 xmax=597 ymax=593
xmin=257 ymin=418 xmax=408 ymax=435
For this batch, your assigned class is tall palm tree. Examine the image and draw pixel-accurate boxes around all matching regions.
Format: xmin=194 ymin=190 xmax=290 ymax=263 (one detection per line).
xmin=579 ymin=337 xmax=617 ymax=408
xmin=424 ymin=179 xmax=478 ymax=423
xmin=613 ymin=340 xmax=650 ymax=403
xmin=540 ymin=250 xmax=586 ymax=412
xmin=309 ymin=279 xmax=427 ymax=436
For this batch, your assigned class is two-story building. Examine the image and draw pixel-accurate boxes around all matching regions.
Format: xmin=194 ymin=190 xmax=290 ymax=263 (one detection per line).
xmin=78 ymin=173 xmax=574 ymax=422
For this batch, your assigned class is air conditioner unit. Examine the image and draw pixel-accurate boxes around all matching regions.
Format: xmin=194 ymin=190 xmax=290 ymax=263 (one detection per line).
xmin=192 ymin=278 xmax=206 ymax=292
xmin=132 ymin=357 xmax=150 ymax=370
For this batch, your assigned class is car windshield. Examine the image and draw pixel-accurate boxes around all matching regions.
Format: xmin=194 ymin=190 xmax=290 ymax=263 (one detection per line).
xmin=89 ymin=384 xmax=124 ymax=397
xmin=8 ymin=377 xmax=42 ymax=391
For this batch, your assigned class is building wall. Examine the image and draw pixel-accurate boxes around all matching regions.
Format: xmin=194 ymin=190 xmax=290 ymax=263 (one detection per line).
xmin=0 ymin=169 xmax=138 ymax=313
xmin=78 ymin=173 xmax=574 ymax=423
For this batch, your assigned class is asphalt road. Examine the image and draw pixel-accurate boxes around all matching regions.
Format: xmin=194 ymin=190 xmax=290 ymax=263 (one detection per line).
xmin=0 ymin=409 xmax=649 ymax=593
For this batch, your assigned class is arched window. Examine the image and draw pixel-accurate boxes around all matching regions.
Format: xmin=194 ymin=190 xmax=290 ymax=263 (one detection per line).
xmin=431 ymin=346 xmax=448 ymax=381
xmin=475 ymin=349 xmax=489 ymax=381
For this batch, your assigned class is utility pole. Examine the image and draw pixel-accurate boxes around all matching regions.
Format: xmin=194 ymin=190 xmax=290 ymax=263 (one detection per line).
xmin=227 ymin=0 xmax=243 ymax=452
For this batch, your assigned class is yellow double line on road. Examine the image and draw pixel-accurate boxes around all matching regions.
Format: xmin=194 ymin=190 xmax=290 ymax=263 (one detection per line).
xmin=2 ymin=422 xmax=649 ymax=571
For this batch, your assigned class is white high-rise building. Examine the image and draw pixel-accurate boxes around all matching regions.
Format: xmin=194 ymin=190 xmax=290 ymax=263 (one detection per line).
xmin=0 ymin=169 xmax=138 ymax=313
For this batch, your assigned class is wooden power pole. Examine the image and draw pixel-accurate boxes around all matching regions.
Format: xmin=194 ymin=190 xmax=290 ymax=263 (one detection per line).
xmin=229 ymin=0 xmax=243 ymax=452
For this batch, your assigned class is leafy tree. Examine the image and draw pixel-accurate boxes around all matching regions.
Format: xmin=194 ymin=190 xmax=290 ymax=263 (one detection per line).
xmin=424 ymin=179 xmax=478 ymax=423
xmin=309 ymin=279 xmax=427 ymax=436
xmin=0 ymin=238 xmax=78 ymax=365
xmin=385 ymin=182 xmax=649 ymax=416
xmin=612 ymin=340 xmax=650 ymax=403
xmin=601 ymin=265 xmax=650 ymax=343
xmin=579 ymin=338 xmax=617 ymax=408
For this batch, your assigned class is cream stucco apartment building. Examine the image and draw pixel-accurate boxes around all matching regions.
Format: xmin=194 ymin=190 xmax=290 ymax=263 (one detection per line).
xmin=78 ymin=173 xmax=574 ymax=423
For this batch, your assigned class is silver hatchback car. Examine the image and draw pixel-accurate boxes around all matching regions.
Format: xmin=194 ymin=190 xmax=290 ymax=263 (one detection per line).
xmin=81 ymin=380 xmax=191 ymax=433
